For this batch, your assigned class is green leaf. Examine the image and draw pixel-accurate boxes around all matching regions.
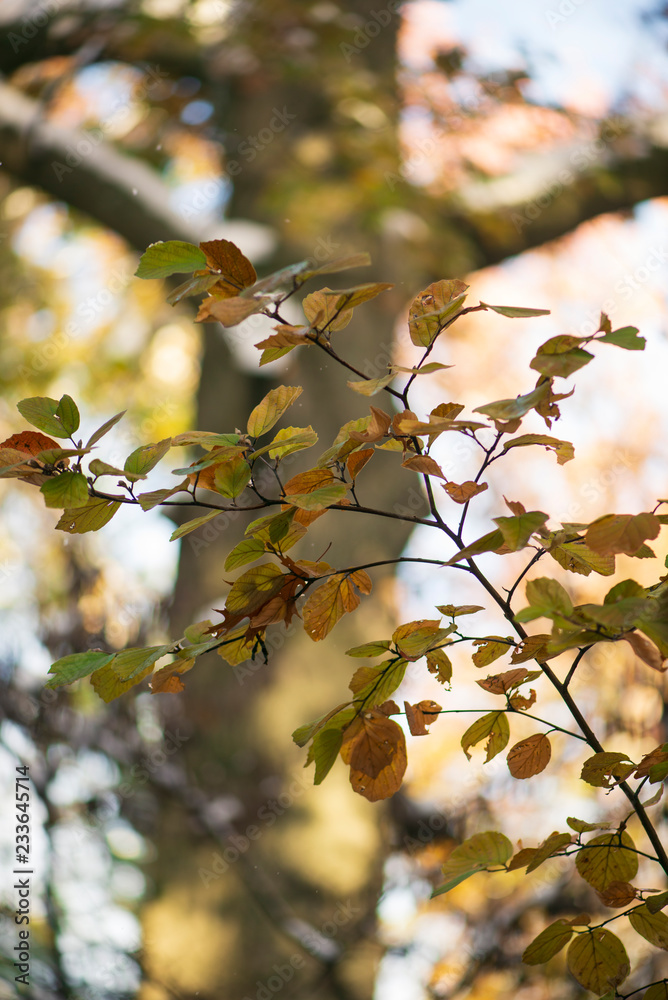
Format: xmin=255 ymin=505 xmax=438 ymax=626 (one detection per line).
xmin=170 ymin=509 xmax=223 ymax=541
xmin=109 ymin=645 xmax=171 ymax=681
xmin=503 ymin=433 xmax=574 ymax=465
xmin=135 ymin=240 xmax=206 ymax=279
xmin=575 ymin=832 xmax=638 ymax=890
xmin=213 ymin=455 xmax=252 ymax=499
xmin=480 ymin=302 xmax=550 ymax=318
xmin=474 ymin=382 xmax=551 ymax=421
xmin=345 ymin=641 xmax=392 ymax=657
xmin=643 ymin=984 xmax=668 ymax=1000
xmin=17 ymin=396 xmax=70 ymax=437
xmin=312 ymin=727 xmax=343 ymax=784
xmin=247 ymin=386 xmax=303 ymax=438
xmin=598 ymin=326 xmax=645 ymax=350
xmin=46 ymin=650 xmax=115 ymax=689
xmin=286 ymin=483 xmax=348 ymax=510
xmin=89 ymin=459 xmax=128 ymax=478
xmin=629 ymin=905 xmax=668 ymax=950
xmin=515 ymin=577 xmax=573 ymax=623
xmin=136 ymin=481 xmax=189 ymax=511
xmin=350 ymin=659 xmax=408 ymax=709
xmin=56 ymin=395 xmax=80 ymax=435
xmin=522 ymin=919 xmax=574 ymax=965
xmin=85 ymin=410 xmax=126 ymax=448
xmin=40 ymin=472 xmax=89 ymax=508
xmin=566 ymin=929 xmax=629 ymax=995
xmin=91 ymin=661 xmax=155 ymax=702
xmin=124 ymin=439 xmax=172 ymax=480
xmin=493 ymin=511 xmax=548 ymax=550
xmin=446 ymin=528 xmax=505 ymax=565
xmin=461 ymin=711 xmax=510 ymax=761
xmin=224 ymin=538 xmax=266 ymax=572
xmin=56 ymin=497 xmax=122 ymax=533
xmin=525 ymin=832 xmax=573 ymax=872
xmin=432 ymin=831 xmax=513 ymax=897
xmin=647 ymin=891 xmax=668 ymax=914
xmin=530 ymin=336 xmax=594 ymax=378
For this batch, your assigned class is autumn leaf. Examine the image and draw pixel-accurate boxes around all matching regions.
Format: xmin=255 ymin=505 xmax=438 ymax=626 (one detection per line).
xmin=585 ymin=512 xmax=660 ymax=556
xmin=343 ymin=711 xmax=407 ymax=801
xmin=432 ymin=831 xmax=512 ymax=897
xmin=575 ymin=832 xmax=638 ymax=891
xmin=598 ymin=881 xmax=637 ymax=908
xmin=461 ymin=711 xmax=510 ymax=761
xmin=507 ymin=734 xmax=552 ymax=778
xmin=525 ymin=832 xmax=573 ymax=873
xmin=408 ymin=279 xmax=468 ymax=347
xmin=442 ymin=480 xmax=488 ymax=503
xmin=247 ymin=386 xmax=303 ymax=438
xmin=404 ymin=700 xmax=442 ymax=736
xmin=347 ymin=448 xmax=374 ymax=480
xmin=566 ymin=929 xmax=629 ymax=995
xmin=402 ymin=454 xmax=446 ymax=479
xmin=522 ymin=919 xmax=574 ymax=965
xmin=199 ymin=238 xmax=257 ymax=295
xmin=471 ymin=636 xmax=513 ymax=667
xmin=302 ymin=571 xmax=372 ymax=641
xmin=503 ymin=433 xmax=574 ymax=465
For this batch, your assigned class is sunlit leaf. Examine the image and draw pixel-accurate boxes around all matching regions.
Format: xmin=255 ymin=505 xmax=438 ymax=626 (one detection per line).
xmin=46 ymin=650 xmax=115 ymax=689
xmin=480 ymin=302 xmax=550 ymax=318
xmin=461 ymin=711 xmax=510 ymax=761
xmin=346 ymin=374 xmax=395 ymax=396
xmin=585 ymin=512 xmax=660 ymax=556
xmin=566 ymin=930 xmax=629 ymax=995
xmin=135 ymin=240 xmax=206 ymax=278
xmin=225 ymin=563 xmax=286 ymax=616
xmin=408 ymin=280 xmax=469 ymax=347
xmin=40 ymin=472 xmax=89 ymax=508
xmin=575 ymin=832 xmax=638 ymax=890
xmin=247 ymin=386 xmax=303 ymax=438
xmin=503 ymin=433 xmax=574 ymax=464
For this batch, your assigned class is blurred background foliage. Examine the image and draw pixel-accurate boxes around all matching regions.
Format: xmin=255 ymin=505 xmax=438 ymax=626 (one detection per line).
xmin=1 ymin=1 xmax=668 ymax=998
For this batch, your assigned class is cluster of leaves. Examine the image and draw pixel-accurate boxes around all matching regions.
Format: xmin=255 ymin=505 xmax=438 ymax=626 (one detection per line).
xmin=5 ymin=237 xmax=668 ymax=996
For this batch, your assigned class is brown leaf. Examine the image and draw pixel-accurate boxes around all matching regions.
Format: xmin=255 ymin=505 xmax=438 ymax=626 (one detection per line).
xmin=349 ymin=406 xmax=391 ymax=443
xmin=404 ymin=701 xmax=429 ymax=736
xmin=634 ymin=746 xmax=668 ymax=779
xmin=256 ymin=324 xmax=311 ymax=349
xmin=199 ymin=238 xmax=257 ymax=295
xmin=509 ymin=688 xmax=537 ymax=710
xmin=622 ymin=631 xmax=666 ymax=671
xmin=197 ymin=295 xmax=270 ymax=326
xmin=508 ymin=847 xmax=537 ymax=871
xmin=284 ymin=468 xmax=334 ymax=496
xmin=507 ymin=734 xmax=552 ymax=778
xmin=377 ymin=700 xmax=401 ymax=716
xmin=598 ymin=881 xmax=638 ymax=908
xmin=442 ymin=480 xmax=488 ymax=504
xmin=344 ymin=711 xmax=407 ymax=801
xmin=477 ymin=668 xmax=528 ymax=694
xmin=302 ymin=571 xmax=372 ymax=641
xmin=510 ymin=634 xmax=550 ymax=663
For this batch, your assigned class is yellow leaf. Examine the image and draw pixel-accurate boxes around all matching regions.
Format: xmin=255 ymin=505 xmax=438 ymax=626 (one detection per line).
xmin=507 ymin=734 xmax=552 ymax=778
xmin=567 ymin=929 xmax=629 ymax=995
xmin=575 ymin=832 xmax=638 ymax=890
xmin=442 ymin=480 xmax=488 ymax=503
xmin=247 ymin=386 xmax=303 ymax=438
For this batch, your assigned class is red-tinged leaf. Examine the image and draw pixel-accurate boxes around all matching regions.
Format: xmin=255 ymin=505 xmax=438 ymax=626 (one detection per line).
xmin=135 ymin=240 xmax=206 ymax=279
xmin=247 ymin=386 xmax=303 ymax=438
xmin=472 ymin=636 xmax=513 ymax=667
xmin=402 ymin=454 xmax=446 ymax=479
xmin=405 ymin=701 xmax=428 ymax=736
xmin=255 ymin=324 xmax=311 ymax=350
xmin=575 ymin=832 xmax=638 ymax=890
xmin=408 ymin=279 xmax=469 ymax=347
xmin=480 ymin=302 xmax=550 ymax=319
xmin=199 ymin=239 xmax=257 ymax=294
xmin=522 ymin=919 xmax=574 ymax=965
xmin=507 ymin=734 xmax=552 ymax=778
xmin=585 ymin=512 xmax=660 ymax=556
xmin=461 ymin=711 xmax=510 ymax=761
xmin=566 ymin=929 xmax=629 ymax=995
xmin=1 ymin=430 xmax=61 ymax=457
xmin=597 ymin=881 xmax=637 ymax=908
xmin=377 ymin=700 xmax=401 ymax=716
xmin=622 ymin=631 xmax=665 ymax=671
xmin=508 ymin=848 xmax=537 ymax=871
xmin=0 ymin=448 xmax=43 ymax=480
xmin=442 ymin=480 xmax=488 ymax=503
xmin=347 ymin=448 xmax=374 ymax=480
xmin=634 ymin=745 xmax=668 ymax=779
xmin=503 ymin=433 xmax=574 ymax=465
xmin=477 ymin=668 xmax=529 ymax=694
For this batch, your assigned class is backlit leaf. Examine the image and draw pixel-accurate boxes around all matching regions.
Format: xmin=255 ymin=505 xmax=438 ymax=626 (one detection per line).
xmin=408 ymin=280 xmax=468 ymax=347
xmin=224 ymin=538 xmax=266 ymax=571
xmin=598 ymin=881 xmax=637 ymax=908
xmin=598 ymin=325 xmax=645 ymax=350
xmin=461 ymin=711 xmax=510 ymax=761
xmin=199 ymin=239 xmax=256 ymax=294
xmin=480 ymin=302 xmax=550 ymax=318
xmin=303 ymin=572 xmax=371 ymax=641
xmin=446 ymin=528 xmax=505 ymax=565
xmin=302 ymin=288 xmax=353 ymax=331
xmin=226 ymin=563 xmax=286 ymax=617
xmin=124 ymin=439 xmax=171 ymax=480
xmin=344 ymin=711 xmax=407 ymax=801
xmin=346 ymin=640 xmax=392 ymax=658
xmin=197 ymin=294 xmax=272 ymax=326
xmin=580 ymin=752 xmax=634 ymax=788
xmin=169 ymin=509 xmax=222 ymax=541
xmin=426 ymin=648 xmax=453 ymax=685
xmin=575 ymin=832 xmax=638 ymax=890
xmin=493 ymin=511 xmax=548 ymax=550
xmin=522 ymin=919 xmax=574 ymax=965
xmin=585 ymin=512 xmax=660 ymax=556
xmin=347 ymin=374 xmax=394 ymax=396
xmin=136 ymin=240 xmax=206 ymax=278
xmin=312 ymin=727 xmax=344 ymax=785
xmin=550 ymin=539 xmax=616 ymax=577
xmin=474 ymin=382 xmax=551 ymax=421
xmin=628 ymin=905 xmax=668 ymax=950
xmin=56 ymin=497 xmax=122 ymax=533
xmin=566 ymin=930 xmax=629 ymax=995
xmin=267 ymin=425 xmax=318 ymax=459
xmin=213 ymin=454 xmax=252 ymax=499
xmin=472 ymin=637 xmax=512 ymax=667
xmin=507 ymin=734 xmax=552 ymax=778
xmin=40 ymin=472 xmax=89 ymax=508
xmin=46 ymin=650 xmax=115 ymax=689
xmin=136 ymin=481 xmax=190 ymax=511
xmin=55 ymin=394 xmax=80 ymax=435
xmin=402 ymin=454 xmax=446 ymax=479
xmin=442 ymin=480 xmax=488 ymax=503
xmin=392 ymin=620 xmax=453 ymax=659
xmin=432 ymin=831 xmax=512 ymax=897
xmin=247 ymin=386 xmax=303 ymax=438
xmin=503 ymin=433 xmax=574 ymax=464
xmin=526 ymin=832 xmax=573 ymax=872
xmin=18 ymin=396 xmax=71 ymax=437
xmin=515 ymin=577 xmax=573 ymax=622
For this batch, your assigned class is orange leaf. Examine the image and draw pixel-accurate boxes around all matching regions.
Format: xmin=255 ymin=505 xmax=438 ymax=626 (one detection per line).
xmin=402 ymin=454 xmax=446 ymax=479
xmin=346 ymin=448 xmax=374 ymax=480
xmin=349 ymin=406 xmax=391 ymax=443
xmin=511 ymin=634 xmax=550 ymax=663
xmin=598 ymin=881 xmax=638 ymax=908
xmin=284 ymin=468 xmax=334 ymax=496
xmin=199 ymin=238 xmax=257 ymax=295
xmin=343 ymin=711 xmax=407 ymax=801
xmin=302 ymin=572 xmax=371 ymax=641
xmin=404 ymin=701 xmax=428 ymax=736
xmin=477 ymin=668 xmax=528 ymax=694
xmin=585 ymin=512 xmax=660 ymax=556
xmin=1 ymin=430 xmax=61 ymax=456
xmin=507 ymin=734 xmax=552 ymax=778
xmin=442 ymin=481 xmax=488 ymax=503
